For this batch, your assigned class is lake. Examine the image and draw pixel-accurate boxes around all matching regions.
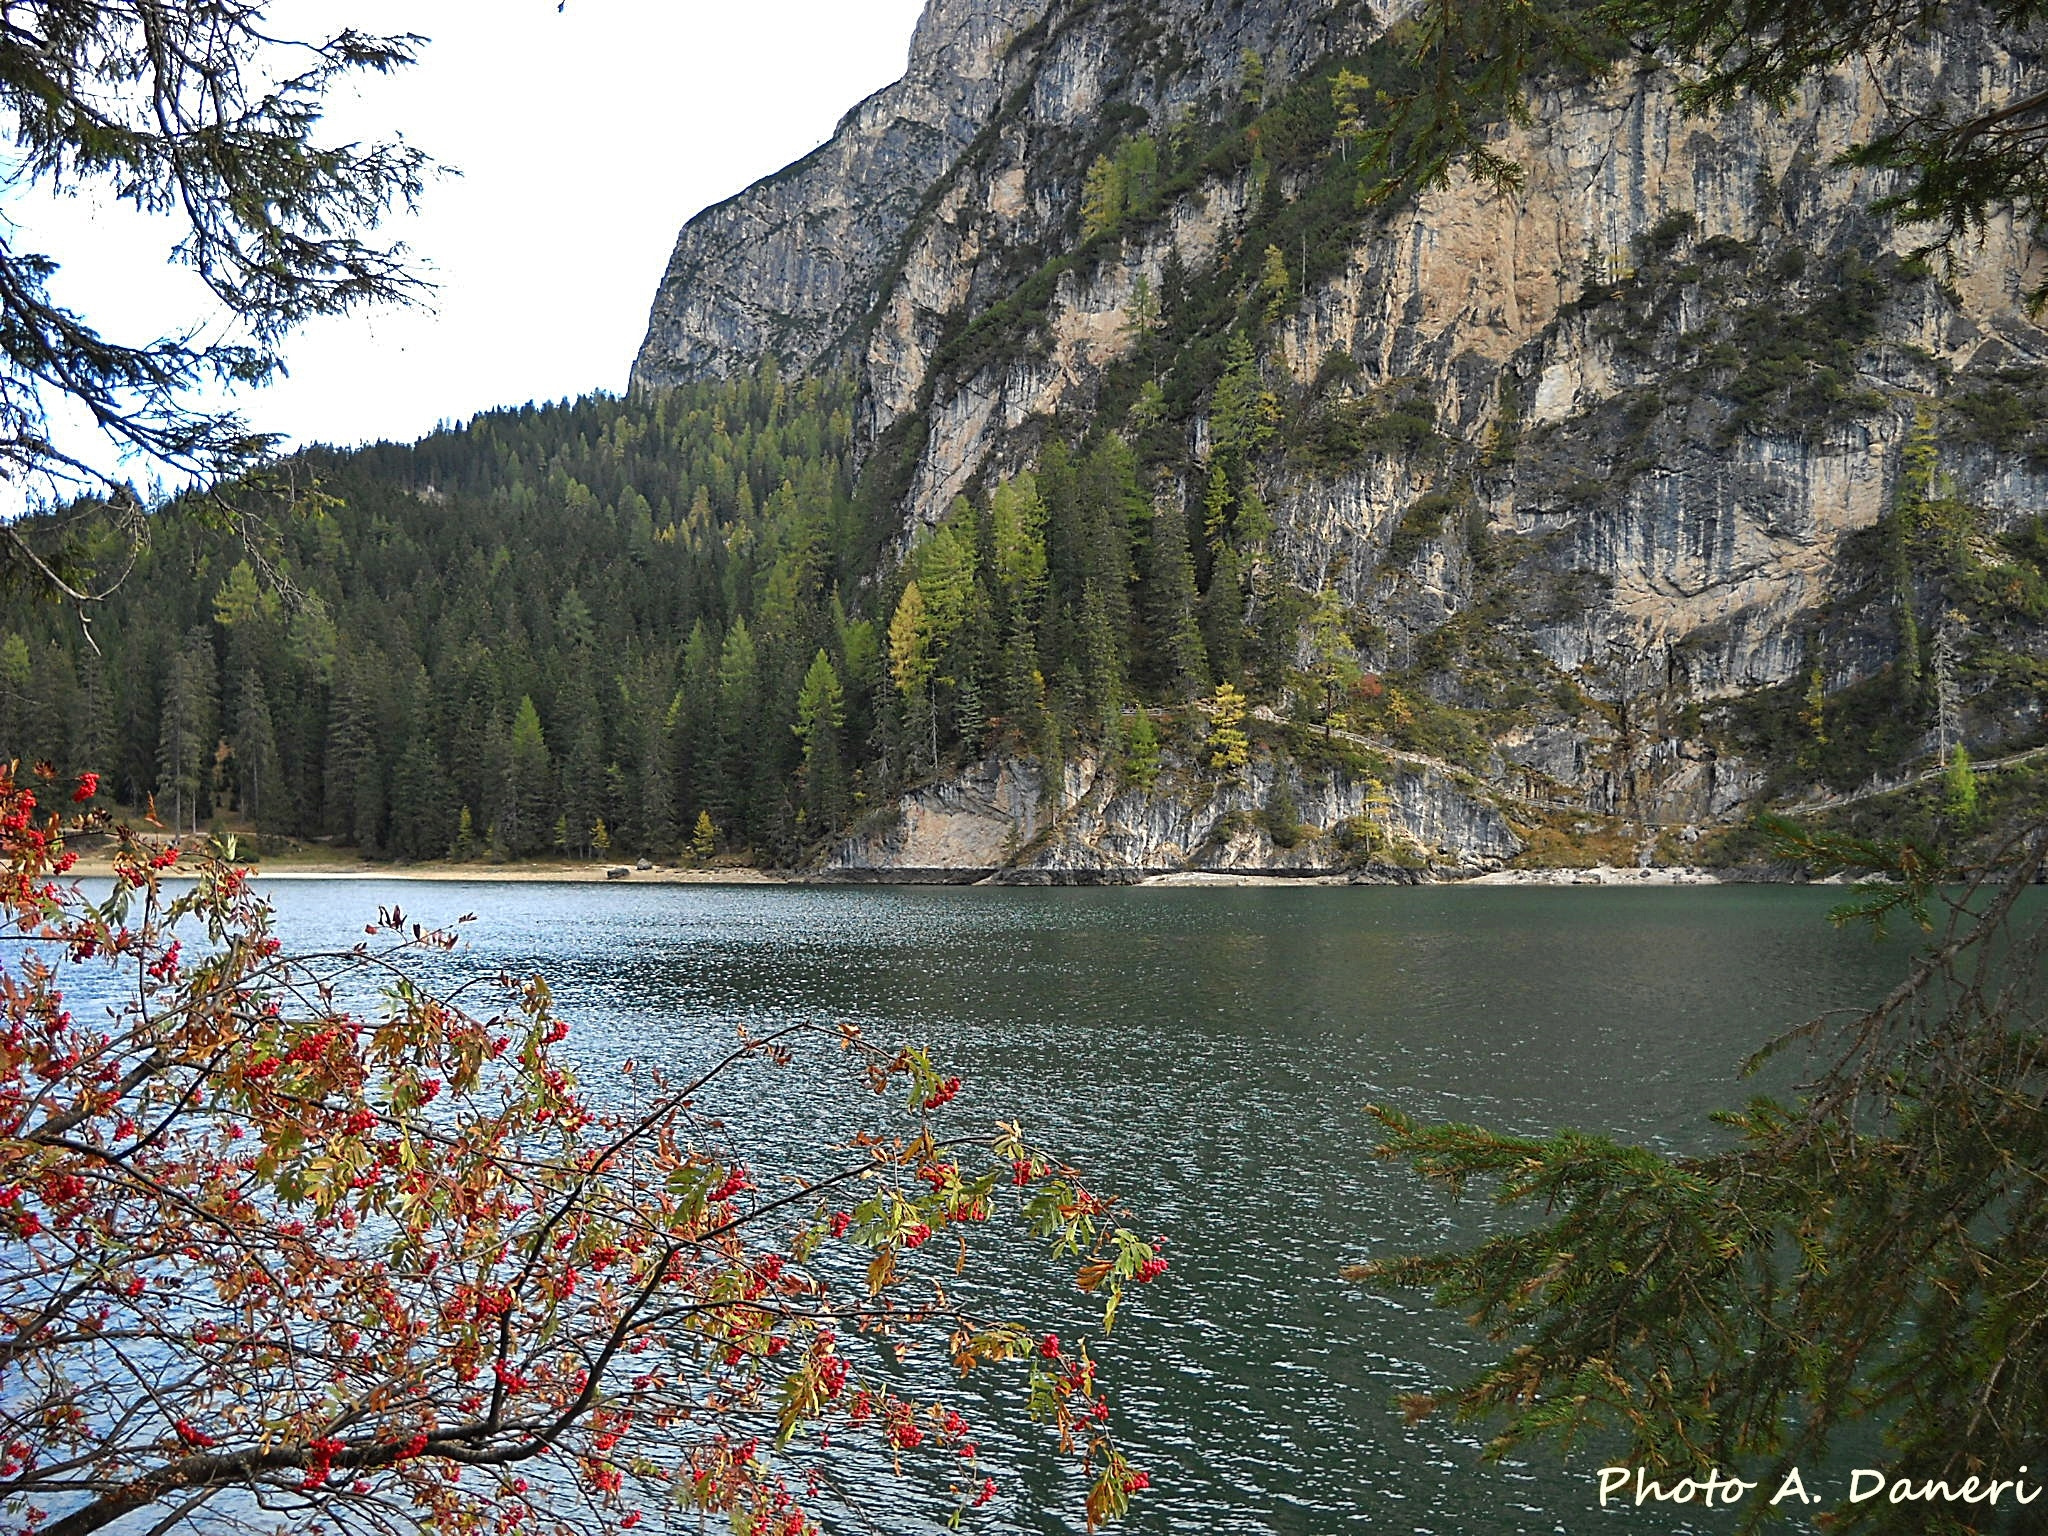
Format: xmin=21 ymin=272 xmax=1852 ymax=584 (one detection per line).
xmin=239 ymin=879 xmax=1911 ymax=1535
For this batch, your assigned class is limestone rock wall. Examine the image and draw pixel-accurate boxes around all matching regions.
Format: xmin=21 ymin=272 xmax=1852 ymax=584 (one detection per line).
xmin=637 ymin=0 xmax=2048 ymax=847
xmin=821 ymin=751 xmax=1524 ymax=882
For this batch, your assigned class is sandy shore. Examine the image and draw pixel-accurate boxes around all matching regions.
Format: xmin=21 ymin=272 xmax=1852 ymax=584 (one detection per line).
xmin=1135 ymin=871 xmax=1355 ymax=887
xmin=57 ymin=851 xmax=1773 ymax=888
xmin=1459 ymin=865 xmax=1727 ymax=886
xmin=63 ymin=855 xmax=788 ymax=885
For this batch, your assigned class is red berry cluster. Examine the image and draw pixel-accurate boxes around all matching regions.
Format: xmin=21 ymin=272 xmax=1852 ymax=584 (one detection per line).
xmin=301 ymin=1435 xmax=348 ymax=1488
xmin=709 ymin=1166 xmax=748 ymax=1203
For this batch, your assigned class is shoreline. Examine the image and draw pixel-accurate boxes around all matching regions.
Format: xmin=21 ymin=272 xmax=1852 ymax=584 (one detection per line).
xmin=60 ymin=855 xmax=1789 ymax=888
xmin=64 ymin=856 xmax=787 ymax=885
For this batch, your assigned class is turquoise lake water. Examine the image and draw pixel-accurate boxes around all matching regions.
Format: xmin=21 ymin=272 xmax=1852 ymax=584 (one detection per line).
xmin=226 ymin=880 xmax=1920 ymax=1533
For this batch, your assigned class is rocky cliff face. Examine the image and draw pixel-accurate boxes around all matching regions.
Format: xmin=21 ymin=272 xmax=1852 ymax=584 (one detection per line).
xmin=819 ymin=748 xmax=1524 ymax=883
xmin=631 ymin=0 xmax=1050 ymax=388
xmin=637 ymin=0 xmax=2048 ymax=868
xmin=635 ymin=0 xmax=1380 ymax=392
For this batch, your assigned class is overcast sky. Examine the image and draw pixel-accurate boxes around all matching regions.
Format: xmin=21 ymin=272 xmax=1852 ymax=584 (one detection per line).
xmin=8 ymin=0 xmax=927 ymax=476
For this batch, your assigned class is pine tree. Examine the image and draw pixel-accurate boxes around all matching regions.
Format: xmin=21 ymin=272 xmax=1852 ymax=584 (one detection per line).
xmin=793 ymin=649 xmax=848 ymax=831
xmin=1211 ymin=333 xmax=1278 ymax=478
xmin=1206 ymin=681 xmax=1251 ymax=776
xmin=1259 ymin=244 xmax=1292 ymax=325
xmin=0 ymin=634 xmax=30 ymax=759
xmin=211 ymin=560 xmax=276 ymax=628
xmin=1122 ymin=273 xmax=1160 ymax=350
xmin=481 ymin=713 xmax=514 ymax=855
xmin=916 ymin=519 xmax=978 ymax=701
xmin=1201 ymin=462 xmax=1233 ymax=551
xmin=1890 ymin=405 xmax=1939 ymax=696
xmin=450 ymin=805 xmax=480 ymax=861
xmin=990 ymin=474 xmax=1049 ymax=616
xmin=1202 ymin=544 xmax=1247 ymax=682
xmin=1079 ymin=585 xmax=1125 ymax=736
xmin=714 ymin=619 xmax=760 ymax=841
xmin=504 ymin=695 xmax=553 ymax=857
xmin=691 ymin=809 xmax=717 ymax=862
xmin=1239 ymin=48 xmax=1267 ymax=114
xmin=1116 ymin=135 xmax=1160 ymax=214
xmin=889 ymin=582 xmax=937 ymax=771
xmin=678 ymin=619 xmax=718 ymax=822
xmin=1081 ymin=153 xmax=1124 ymax=239
xmin=640 ymin=722 xmax=677 ymax=856
xmin=562 ymin=716 xmax=605 ymax=859
xmin=387 ymin=737 xmax=448 ymax=860
xmin=1306 ymin=583 xmax=1361 ymax=738
xmin=1942 ymin=743 xmax=1978 ymax=826
xmin=1799 ymin=662 xmax=1829 ymax=771
xmin=1331 ymin=68 xmax=1370 ymax=160
xmin=1143 ymin=493 xmax=1208 ymax=699
xmin=231 ymin=671 xmax=287 ymax=831
xmin=74 ymin=654 xmax=114 ymax=797
xmin=1123 ymin=707 xmax=1163 ymax=791
xmin=157 ymin=628 xmax=218 ymax=834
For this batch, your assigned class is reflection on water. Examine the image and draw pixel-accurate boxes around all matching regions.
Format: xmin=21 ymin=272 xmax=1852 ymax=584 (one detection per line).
xmin=170 ymin=881 xmax=1912 ymax=1533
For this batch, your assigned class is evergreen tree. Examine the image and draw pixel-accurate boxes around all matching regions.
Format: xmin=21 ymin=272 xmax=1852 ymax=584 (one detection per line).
xmin=1201 ymin=544 xmax=1247 ymax=683
xmin=1210 ymin=333 xmax=1278 ymax=481
xmin=449 ymin=805 xmax=480 ymax=861
xmin=504 ymin=695 xmax=553 ymax=856
xmin=889 ymin=582 xmax=937 ymax=772
xmin=1332 ymin=67 xmax=1371 ymax=160
xmin=677 ymin=619 xmax=719 ymax=824
xmin=230 ymin=670 xmax=287 ymax=832
xmin=1201 ymin=462 xmax=1234 ymax=552
xmin=0 ymin=634 xmax=30 ymax=760
xmin=1942 ymin=743 xmax=1978 ymax=825
xmin=1306 ymin=583 xmax=1361 ymax=738
xmin=1239 ymin=48 xmax=1267 ymax=115
xmin=1142 ymin=492 xmax=1208 ymax=699
xmin=714 ymin=619 xmax=760 ymax=840
xmin=1081 ymin=153 xmax=1124 ymax=239
xmin=1123 ymin=707 xmax=1163 ymax=790
xmin=324 ymin=649 xmax=387 ymax=853
xmin=1259 ymin=244 xmax=1292 ymax=324
xmin=562 ymin=716 xmax=605 ymax=859
xmin=388 ymin=737 xmax=449 ymax=860
xmin=1206 ymin=681 xmax=1251 ymax=776
xmin=640 ymin=721 xmax=678 ymax=856
xmin=157 ymin=628 xmax=218 ymax=834
xmin=74 ymin=655 xmax=114 ymax=798
xmin=794 ymin=649 xmax=849 ymax=832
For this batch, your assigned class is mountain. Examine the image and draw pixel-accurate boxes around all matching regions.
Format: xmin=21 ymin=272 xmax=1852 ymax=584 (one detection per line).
xmin=627 ymin=0 xmax=2048 ymax=876
xmin=6 ymin=1 xmax=2045 ymax=883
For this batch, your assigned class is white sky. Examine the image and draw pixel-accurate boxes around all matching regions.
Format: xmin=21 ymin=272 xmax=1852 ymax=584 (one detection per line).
xmin=6 ymin=0 xmax=927 ymax=479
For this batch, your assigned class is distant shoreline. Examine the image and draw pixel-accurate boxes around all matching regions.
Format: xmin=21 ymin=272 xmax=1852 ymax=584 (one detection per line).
xmin=63 ymin=855 xmax=787 ymax=886
xmin=61 ymin=854 xmax=1783 ymax=888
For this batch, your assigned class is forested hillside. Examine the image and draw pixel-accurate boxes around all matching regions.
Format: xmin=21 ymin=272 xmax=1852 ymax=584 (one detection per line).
xmin=8 ymin=0 xmax=2048 ymax=875
xmin=2 ymin=361 xmax=1365 ymax=866
xmin=3 ymin=372 xmax=873 ymax=862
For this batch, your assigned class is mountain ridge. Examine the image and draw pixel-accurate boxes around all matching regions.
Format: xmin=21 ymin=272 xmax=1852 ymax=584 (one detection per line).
xmin=630 ymin=0 xmax=2048 ymax=873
